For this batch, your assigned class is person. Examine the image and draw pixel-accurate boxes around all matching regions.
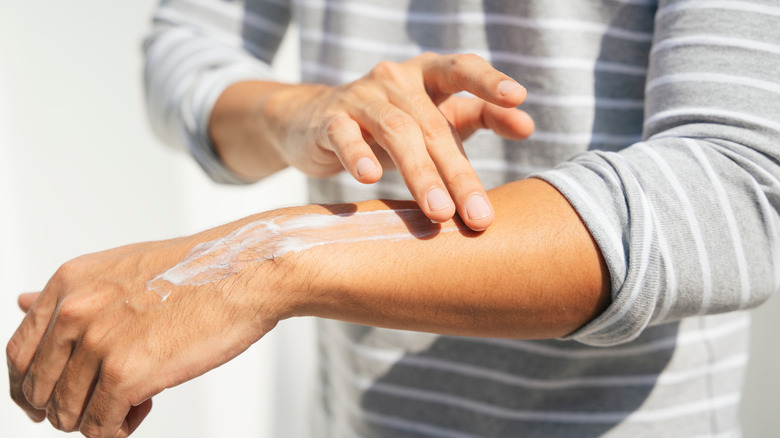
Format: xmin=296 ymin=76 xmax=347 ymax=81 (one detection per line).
xmin=7 ymin=0 xmax=779 ymax=437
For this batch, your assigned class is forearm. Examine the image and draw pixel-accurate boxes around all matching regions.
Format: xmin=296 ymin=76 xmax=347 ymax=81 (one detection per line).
xmin=160 ymin=178 xmax=610 ymax=339
xmin=208 ymin=81 xmax=290 ymax=180
xmin=6 ymin=178 xmax=608 ymax=433
xmin=209 ymin=81 xmax=335 ymax=181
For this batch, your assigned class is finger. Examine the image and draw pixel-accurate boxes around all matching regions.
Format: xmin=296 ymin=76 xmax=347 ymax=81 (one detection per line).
xmin=320 ymin=116 xmax=383 ymax=184
xmin=418 ymin=53 xmax=527 ymax=108
xmin=126 ymin=399 xmax=153 ymax=436
xmin=18 ymin=292 xmax=41 ymax=313
xmin=23 ymin=305 xmax=78 ymax=410
xmin=426 ymin=128 xmax=494 ymax=231
xmin=354 ymin=101 xmax=456 ymax=222
xmin=385 ymin=90 xmax=494 ymax=230
xmin=79 ymin=367 xmax=132 ymax=438
xmin=45 ymin=343 xmax=101 ymax=432
xmin=441 ymin=97 xmax=535 ymax=141
xmin=7 ymin=290 xmax=61 ymax=421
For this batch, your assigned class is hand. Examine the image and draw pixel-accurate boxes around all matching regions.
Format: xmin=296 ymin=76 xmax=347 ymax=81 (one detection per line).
xmin=263 ymin=52 xmax=534 ymax=231
xmin=6 ymin=233 xmax=284 ymax=437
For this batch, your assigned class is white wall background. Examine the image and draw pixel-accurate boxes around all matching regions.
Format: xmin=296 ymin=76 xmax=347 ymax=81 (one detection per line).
xmin=0 ymin=2 xmax=777 ymax=437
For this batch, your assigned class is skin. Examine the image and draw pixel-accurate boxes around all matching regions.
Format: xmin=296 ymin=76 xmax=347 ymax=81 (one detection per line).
xmin=7 ymin=180 xmax=609 ymax=437
xmin=210 ymin=52 xmax=535 ymax=231
xmin=7 ymin=53 xmax=607 ymax=437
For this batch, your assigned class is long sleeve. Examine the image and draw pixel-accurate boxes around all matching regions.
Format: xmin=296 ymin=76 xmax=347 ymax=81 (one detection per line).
xmin=536 ymin=0 xmax=780 ymax=346
xmin=143 ymin=0 xmax=291 ymax=184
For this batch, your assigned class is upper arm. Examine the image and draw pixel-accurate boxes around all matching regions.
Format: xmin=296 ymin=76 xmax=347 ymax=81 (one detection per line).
xmin=535 ymin=0 xmax=780 ymax=346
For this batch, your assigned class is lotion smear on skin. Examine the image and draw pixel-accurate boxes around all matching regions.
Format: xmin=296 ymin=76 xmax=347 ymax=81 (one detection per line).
xmin=147 ymin=209 xmax=465 ymax=301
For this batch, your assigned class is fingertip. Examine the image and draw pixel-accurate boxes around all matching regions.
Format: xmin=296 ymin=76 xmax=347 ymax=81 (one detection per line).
xmin=515 ymin=110 xmax=535 ymax=139
xmin=354 ymin=157 xmax=383 ymax=184
xmin=496 ymin=80 xmax=527 ymax=105
xmin=125 ymin=399 xmax=153 ymax=436
xmin=424 ymin=187 xmax=456 ymax=221
xmin=463 ymin=194 xmax=494 ymax=232
xmin=27 ymin=408 xmax=46 ymax=423
xmin=18 ymin=292 xmax=39 ymax=313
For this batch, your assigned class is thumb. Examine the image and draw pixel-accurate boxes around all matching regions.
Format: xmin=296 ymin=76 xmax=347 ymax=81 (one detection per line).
xmin=18 ymin=292 xmax=41 ymax=313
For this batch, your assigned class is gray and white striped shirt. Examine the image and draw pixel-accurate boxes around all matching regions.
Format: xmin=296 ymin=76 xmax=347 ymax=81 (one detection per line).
xmin=144 ymin=0 xmax=780 ymax=436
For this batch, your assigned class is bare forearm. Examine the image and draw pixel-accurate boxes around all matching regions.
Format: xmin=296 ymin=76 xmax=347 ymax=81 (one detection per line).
xmin=284 ymin=179 xmax=609 ymax=338
xmin=176 ymin=178 xmax=609 ymax=339
xmin=7 ymin=178 xmax=609 ymax=433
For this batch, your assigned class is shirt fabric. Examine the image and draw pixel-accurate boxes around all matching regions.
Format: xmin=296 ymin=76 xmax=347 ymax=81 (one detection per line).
xmin=143 ymin=0 xmax=780 ymax=436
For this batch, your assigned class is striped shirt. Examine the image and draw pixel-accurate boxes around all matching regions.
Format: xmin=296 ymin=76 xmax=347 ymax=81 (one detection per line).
xmin=143 ymin=0 xmax=780 ymax=436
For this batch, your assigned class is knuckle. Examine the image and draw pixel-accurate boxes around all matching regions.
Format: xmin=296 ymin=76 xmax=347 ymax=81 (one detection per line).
xmin=6 ymin=337 xmax=19 ymax=367
xmin=80 ymin=403 xmax=109 ymax=436
xmin=79 ymin=423 xmax=104 ymax=438
xmin=344 ymin=82 xmax=371 ymax=100
xmin=80 ymin=327 xmax=107 ymax=354
xmin=325 ymin=117 xmax=353 ymax=142
xmin=51 ymin=259 xmax=81 ymax=286
xmin=450 ymin=53 xmax=481 ymax=69
xmin=47 ymin=402 xmax=78 ymax=432
xmin=46 ymin=408 xmax=62 ymax=430
xmin=409 ymin=162 xmax=439 ymax=181
xmin=371 ymin=60 xmax=403 ymax=80
xmin=100 ymin=359 xmax=128 ymax=387
xmin=422 ymin=118 xmax=454 ymax=143
xmin=381 ymin=112 xmax=415 ymax=134
xmin=343 ymin=82 xmax=373 ymax=102
xmin=56 ymin=297 xmax=88 ymax=325
xmin=446 ymin=169 xmax=477 ymax=187
xmin=22 ymin=377 xmax=35 ymax=402
xmin=10 ymin=386 xmax=25 ymax=406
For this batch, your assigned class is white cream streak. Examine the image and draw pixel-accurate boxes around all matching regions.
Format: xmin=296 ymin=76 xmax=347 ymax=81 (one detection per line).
xmin=147 ymin=209 xmax=466 ymax=301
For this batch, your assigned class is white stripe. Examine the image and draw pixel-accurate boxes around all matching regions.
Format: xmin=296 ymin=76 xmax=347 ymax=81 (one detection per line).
xmin=470 ymin=314 xmax=749 ymax=358
xmin=302 ymin=61 xmax=645 ymax=111
xmin=657 ymin=0 xmax=780 ymax=21
xmin=358 ymin=410 xmax=481 ymax=438
xmin=541 ymin=170 xmax=627 ymax=271
xmin=636 ymin=143 xmax=713 ymax=315
xmin=744 ymin=171 xmax=780 ymax=294
xmin=298 ymin=0 xmax=653 ymax=42
xmin=324 ymin=322 xmax=747 ymax=389
xmin=328 ymin=367 xmax=482 ymax=438
xmin=169 ymin=0 xmax=288 ymax=35
xmin=574 ymin=152 xmax=656 ymax=339
xmin=686 ymin=139 xmax=751 ymax=309
xmin=649 ymin=204 xmax=678 ymax=324
xmin=647 ymin=72 xmax=780 ymax=96
xmin=645 ymin=107 xmax=780 ymax=135
xmin=334 ymin=355 xmax=742 ymax=424
xmin=527 ymin=131 xmax=641 ymax=146
xmin=651 ymin=35 xmax=780 ymax=57
xmin=300 ymin=29 xmax=648 ymax=75
xmin=154 ymin=8 xmax=274 ymax=60
xmin=609 ymin=0 xmax=658 ymax=4
xmin=686 ymin=431 xmax=741 ymax=438
xmin=490 ymin=50 xmax=647 ymax=75
xmin=524 ymin=93 xmax=644 ymax=110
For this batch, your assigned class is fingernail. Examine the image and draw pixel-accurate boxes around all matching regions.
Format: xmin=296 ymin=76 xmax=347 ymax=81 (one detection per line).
xmin=466 ymin=194 xmax=491 ymax=220
xmin=426 ymin=187 xmax=453 ymax=212
xmin=355 ymin=157 xmax=376 ymax=177
xmin=497 ymin=80 xmax=523 ymax=96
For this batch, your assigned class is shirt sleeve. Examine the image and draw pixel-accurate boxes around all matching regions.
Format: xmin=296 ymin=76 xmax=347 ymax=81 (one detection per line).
xmin=142 ymin=0 xmax=291 ymax=184
xmin=535 ymin=0 xmax=780 ymax=346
